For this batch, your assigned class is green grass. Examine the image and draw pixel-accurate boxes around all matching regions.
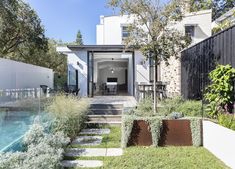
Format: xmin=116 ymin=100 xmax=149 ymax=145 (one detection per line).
xmin=65 ymin=147 xmax=228 ymax=169
xmin=65 ymin=126 xmax=227 ymax=169
xmin=68 ymin=126 xmax=121 ymax=148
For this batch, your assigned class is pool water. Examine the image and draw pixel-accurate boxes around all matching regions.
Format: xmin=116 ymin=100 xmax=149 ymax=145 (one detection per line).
xmin=0 ymin=111 xmax=37 ymax=152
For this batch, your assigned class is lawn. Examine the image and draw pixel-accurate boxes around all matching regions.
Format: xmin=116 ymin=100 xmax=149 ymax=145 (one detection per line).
xmin=69 ymin=126 xmax=121 ymax=148
xmin=65 ymin=126 xmax=228 ymax=169
xmin=65 ymin=147 xmax=228 ymax=169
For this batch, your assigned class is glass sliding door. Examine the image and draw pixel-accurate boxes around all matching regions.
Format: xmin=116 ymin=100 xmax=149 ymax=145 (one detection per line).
xmin=88 ymin=52 xmax=94 ymax=97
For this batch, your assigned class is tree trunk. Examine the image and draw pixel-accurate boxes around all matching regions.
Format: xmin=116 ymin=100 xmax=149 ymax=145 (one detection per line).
xmin=153 ymin=60 xmax=157 ymax=114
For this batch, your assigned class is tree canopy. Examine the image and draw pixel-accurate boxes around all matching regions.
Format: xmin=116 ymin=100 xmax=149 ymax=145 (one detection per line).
xmin=0 ymin=0 xmax=66 ymax=75
xmin=76 ymin=30 xmax=83 ymax=45
xmin=189 ymin=0 xmax=235 ymax=20
xmin=108 ymin=0 xmax=190 ymax=64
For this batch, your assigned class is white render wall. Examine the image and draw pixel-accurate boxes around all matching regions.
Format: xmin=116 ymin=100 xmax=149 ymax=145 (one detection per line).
xmin=173 ymin=10 xmax=212 ymax=44
xmin=203 ymin=120 xmax=235 ymax=169
xmin=0 ymin=58 xmax=54 ymax=90
xmin=96 ymin=15 xmax=135 ymax=45
xmin=67 ymin=50 xmax=88 ymax=97
xmin=97 ymin=10 xmax=212 ymax=45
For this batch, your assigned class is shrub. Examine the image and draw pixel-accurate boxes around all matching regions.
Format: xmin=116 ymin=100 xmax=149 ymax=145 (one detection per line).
xmin=46 ymin=94 xmax=89 ymax=139
xmin=0 ymin=123 xmax=70 ymax=169
xmin=189 ymin=117 xmax=202 ymax=147
xmin=129 ymin=97 xmax=155 ymax=117
xmin=176 ymin=100 xmax=202 ymax=117
xmin=218 ymin=113 xmax=235 ymax=131
xmin=158 ymin=97 xmax=202 ymax=117
xmin=23 ymin=123 xmax=45 ymax=146
xmin=204 ymin=65 xmax=235 ymax=118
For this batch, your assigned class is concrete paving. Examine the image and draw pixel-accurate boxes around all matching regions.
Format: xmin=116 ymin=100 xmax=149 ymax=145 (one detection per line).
xmin=71 ymin=136 xmax=102 ymax=146
xmin=89 ymin=96 xmax=137 ymax=107
xmin=61 ymin=160 xmax=103 ymax=168
xmin=80 ymin=128 xmax=111 ymax=135
xmin=65 ymin=148 xmax=123 ymax=157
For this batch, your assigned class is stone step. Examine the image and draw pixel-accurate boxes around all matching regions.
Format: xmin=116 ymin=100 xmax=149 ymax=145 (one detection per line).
xmin=85 ymin=121 xmax=121 ymax=126
xmin=89 ymin=104 xmax=123 ymax=110
xmin=88 ymin=109 xmax=122 ymax=115
xmin=71 ymin=136 xmax=102 ymax=146
xmin=65 ymin=148 xmax=123 ymax=157
xmin=80 ymin=128 xmax=111 ymax=135
xmin=88 ymin=115 xmax=122 ymax=122
xmin=61 ymin=160 xmax=103 ymax=168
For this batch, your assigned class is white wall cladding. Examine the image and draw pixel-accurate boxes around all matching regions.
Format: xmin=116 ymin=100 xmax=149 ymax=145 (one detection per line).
xmin=203 ymin=120 xmax=235 ymax=169
xmin=67 ymin=50 xmax=88 ymax=97
xmin=0 ymin=58 xmax=54 ymax=90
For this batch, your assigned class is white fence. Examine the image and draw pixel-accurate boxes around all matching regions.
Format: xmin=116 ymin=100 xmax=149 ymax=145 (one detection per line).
xmin=203 ymin=120 xmax=235 ymax=169
xmin=0 ymin=88 xmax=45 ymax=103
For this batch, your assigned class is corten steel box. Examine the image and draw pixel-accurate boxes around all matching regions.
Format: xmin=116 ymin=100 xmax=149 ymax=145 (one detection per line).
xmin=159 ymin=120 xmax=193 ymax=146
xmin=127 ymin=119 xmax=202 ymax=147
xmin=128 ymin=120 xmax=153 ymax=146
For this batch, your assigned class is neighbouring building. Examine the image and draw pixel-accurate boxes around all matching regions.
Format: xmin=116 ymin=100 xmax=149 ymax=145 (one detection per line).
xmin=0 ymin=58 xmax=54 ymax=90
xmin=57 ymin=9 xmax=212 ymax=98
xmin=212 ymin=7 xmax=235 ymax=28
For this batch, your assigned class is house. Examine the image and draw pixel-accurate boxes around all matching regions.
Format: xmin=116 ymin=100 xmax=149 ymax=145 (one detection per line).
xmin=212 ymin=7 xmax=235 ymax=28
xmin=57 ymin=9 xmax=212 ymax=98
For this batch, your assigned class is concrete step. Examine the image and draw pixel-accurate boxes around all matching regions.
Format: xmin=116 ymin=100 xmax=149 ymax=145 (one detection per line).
xmin=88 ymin=109 xmax=122 ymax=115
xmin=89 ymin=104 xmax=123 ymax=110
xmin=61 ymin=160 xmax=103 ymax=168
xmin=88 ymin=115 xmax=122 ymax=122
xmin=85 ymin=121 xmax=121 ymax=126
xmin=65 ymin=148 xmax=123 ymax=157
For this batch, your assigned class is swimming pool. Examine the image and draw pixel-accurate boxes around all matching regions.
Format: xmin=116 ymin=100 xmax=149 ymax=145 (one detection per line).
xmin=0 ymin=111 xmax=37 ymax=152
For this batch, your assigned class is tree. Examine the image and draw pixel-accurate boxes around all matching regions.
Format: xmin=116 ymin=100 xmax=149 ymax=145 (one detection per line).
xmin=0 ymin=0 xmax=67 ymax=76
xmin=189 ymin=0 xmax=235 ymax=20
xmin=76 ymin=30 xmax=83 ymax=45
xmin=0 ymin=0 xmax=48 ymax=57
xmin=108 ymin=0 xmax=190 ymax=113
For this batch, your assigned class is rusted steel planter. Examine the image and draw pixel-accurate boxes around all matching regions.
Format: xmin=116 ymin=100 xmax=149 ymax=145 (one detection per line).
xmin=127 ymin=120 xmax=153 ymax=146
xmin=159 ymin=120 xmax=193 ymax=146
xmin=127 ymin=119 xmax=202 ymax=147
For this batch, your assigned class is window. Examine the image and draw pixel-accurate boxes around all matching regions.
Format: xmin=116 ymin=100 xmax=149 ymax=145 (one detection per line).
xmin=185 ymin=25 xmax=195 ymax=38
xmin=122 ymin=26 xmax=130 ymax=40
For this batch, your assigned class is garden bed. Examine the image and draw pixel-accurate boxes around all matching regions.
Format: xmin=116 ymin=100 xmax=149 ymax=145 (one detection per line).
xmin=122 ymin=116 xmax=202 ymax=148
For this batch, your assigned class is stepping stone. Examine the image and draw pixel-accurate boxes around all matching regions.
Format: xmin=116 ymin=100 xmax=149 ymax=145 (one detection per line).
xmin=65 ymin=148 xmax=123 ymax=157
xmin=61 ymin=160 xmax=103 ymax=168
xmin=71 ymin=136 xmax=102 ymax=146
xmin=80 ymin=128 xmax=110 ymax=135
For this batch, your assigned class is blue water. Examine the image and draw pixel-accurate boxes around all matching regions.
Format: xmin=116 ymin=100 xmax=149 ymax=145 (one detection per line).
xmin=0 ymin=111 xmax=37 ymax=152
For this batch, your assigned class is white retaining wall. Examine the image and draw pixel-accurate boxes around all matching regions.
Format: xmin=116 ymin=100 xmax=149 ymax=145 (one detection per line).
xmin=0 ymin=58 xmax=54 ymax=90
xmin=203 ymin=120 xmax=235 ymax=169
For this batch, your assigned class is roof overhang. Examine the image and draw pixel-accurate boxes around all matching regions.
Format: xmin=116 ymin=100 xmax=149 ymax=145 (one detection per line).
xmin=67 ymin=45 xmax=134 ymax=52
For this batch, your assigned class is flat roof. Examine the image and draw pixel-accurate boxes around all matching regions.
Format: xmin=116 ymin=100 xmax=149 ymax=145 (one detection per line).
xmin=67 ymin=45 xmax=134 ymax=52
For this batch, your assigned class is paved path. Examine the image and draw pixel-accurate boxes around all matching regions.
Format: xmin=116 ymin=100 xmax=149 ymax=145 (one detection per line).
xmin=65 ymin=148 xmax=123 ymax=157
xmin=71 ymin=136 xmax=103 ymax=146
xmin=61 ymin=128 xmax=123 ymax=168
xmin=61 ymin=160 xmax=103 ymax=168
xmin=79 ymin=128 xmax=110 ymax=135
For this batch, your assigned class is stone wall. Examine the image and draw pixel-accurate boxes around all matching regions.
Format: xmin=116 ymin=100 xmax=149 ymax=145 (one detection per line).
xmin=159 ymin=57 xmax=181 ymax=97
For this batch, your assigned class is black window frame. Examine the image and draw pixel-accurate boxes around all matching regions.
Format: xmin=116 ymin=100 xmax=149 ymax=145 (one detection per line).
xmin=185 ymin=25 xmax=195 ymax=38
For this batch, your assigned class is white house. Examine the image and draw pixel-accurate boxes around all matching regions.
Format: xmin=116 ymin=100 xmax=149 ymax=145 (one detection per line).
xmin=57 ymin=9 xmax=212 ymax=98
xmin=0 ymin=58 xmax=54 ymax=90
xmin=212 ymin=7 xmax=235 ymax=28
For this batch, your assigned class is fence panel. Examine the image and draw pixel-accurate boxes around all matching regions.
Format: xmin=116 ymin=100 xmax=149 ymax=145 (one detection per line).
xmin=181 ymin=25 xmax=235 ymax=99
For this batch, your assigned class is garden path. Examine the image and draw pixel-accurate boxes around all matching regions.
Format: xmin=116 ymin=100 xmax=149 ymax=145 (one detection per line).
xmin=61 ymin=128 xmax=123 ymax=168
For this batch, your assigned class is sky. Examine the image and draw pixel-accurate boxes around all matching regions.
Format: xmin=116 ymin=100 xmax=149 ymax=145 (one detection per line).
xmin=26 ymin=0 xmax=117 ymax=45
